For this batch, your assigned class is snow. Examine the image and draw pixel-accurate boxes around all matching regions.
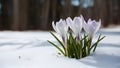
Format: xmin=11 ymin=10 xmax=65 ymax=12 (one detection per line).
xmin=0 ymin=27 xmax=120 ymax=68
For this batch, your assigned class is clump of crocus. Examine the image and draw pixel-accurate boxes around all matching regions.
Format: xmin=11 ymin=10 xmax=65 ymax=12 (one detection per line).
xmin=48 ymin=15 xmax=105 ymax=59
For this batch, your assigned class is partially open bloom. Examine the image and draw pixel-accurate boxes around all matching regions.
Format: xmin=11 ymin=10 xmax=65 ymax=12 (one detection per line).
xmin=52 ymin=19 xmax=68 ymax=43
xmin=82 ymin=16 xmax=101 ymax=39
xmin=66 ymin=17 xmax=82 ymax=40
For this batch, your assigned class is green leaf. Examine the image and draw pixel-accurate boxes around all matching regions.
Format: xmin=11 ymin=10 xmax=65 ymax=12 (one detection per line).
xmin=50 ymin=31 xmax=66 ymax=52
xmin=90 ymin=34 xmax=105 ymax=52
xmin=48 ymin=40 xmax=65 ymax=55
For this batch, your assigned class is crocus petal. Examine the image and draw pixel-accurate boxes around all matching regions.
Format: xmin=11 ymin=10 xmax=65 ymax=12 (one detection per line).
xmin=94 ymin=19 xmax=101 ymax=34
xmin=52 ymin=19 xmax=68 ymax=43
xmin=73 ymin=17 xmax=82 ymax=36
xmin=89 ymin=19 xmax=101 ymax=35
xmin=87 ymin=19 xmax=93 ymax=25
xmin=82 ymin=17 xmax=89 ymax=34
xmin=80 ymin=15 xmax=86 ymax=24
xmin=66 ymin=17 xmax=74 ymax=30
xmin=52 ymin=21 xmax=58 ymax=33
xmin=52 ymin=21 xmax=62 ymax=36
xmin=81 ymin=15 xmax=88 ymax=33
xmin=73 ymin=17 xmax=82 ymax=31
xmin=66 ymin=16 xmax=82 ymax=40
xmin=57 ymin=19 xmax=68 ymax=38
xmin=82 ymin=18 xmax=101 ymax=38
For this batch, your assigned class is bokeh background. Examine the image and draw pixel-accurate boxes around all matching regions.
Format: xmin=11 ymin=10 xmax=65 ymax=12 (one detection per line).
xmin=0 ymin=0 xmax=120 ymax=30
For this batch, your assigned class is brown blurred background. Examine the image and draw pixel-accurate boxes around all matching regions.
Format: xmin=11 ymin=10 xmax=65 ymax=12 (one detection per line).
xmin=0 ymin=0 xmax=120 ymax=30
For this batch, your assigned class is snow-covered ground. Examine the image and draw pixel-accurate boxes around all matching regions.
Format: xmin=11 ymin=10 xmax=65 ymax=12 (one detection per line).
xmin=0 ymin=27 xmax=120 ymax=68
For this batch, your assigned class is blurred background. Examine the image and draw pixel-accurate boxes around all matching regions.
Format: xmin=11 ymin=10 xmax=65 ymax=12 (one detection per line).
xmin=0 ymin=0 xmax=120 ymax=31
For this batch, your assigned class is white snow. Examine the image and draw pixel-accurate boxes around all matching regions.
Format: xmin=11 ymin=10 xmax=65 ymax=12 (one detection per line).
xmin=0 ymin=27 xmax=120 ymax=68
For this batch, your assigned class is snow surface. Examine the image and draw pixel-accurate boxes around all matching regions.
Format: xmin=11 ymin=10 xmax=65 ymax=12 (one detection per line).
xmin=0 ymin=27 xmax=120 ymax=68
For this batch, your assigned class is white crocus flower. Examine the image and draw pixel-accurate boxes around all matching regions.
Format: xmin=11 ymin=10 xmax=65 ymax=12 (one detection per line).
xmin=52 ymin=19 xmax=68 ymax=43
xmin=66 ymin=17 xmax=82 ymax=41
xmin=82 ymin=17 xmax=101 ymax=39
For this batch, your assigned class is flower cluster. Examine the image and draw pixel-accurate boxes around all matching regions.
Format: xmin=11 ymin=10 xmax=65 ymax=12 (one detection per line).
xmin=48 ymin=15 xmax=105 ymax=59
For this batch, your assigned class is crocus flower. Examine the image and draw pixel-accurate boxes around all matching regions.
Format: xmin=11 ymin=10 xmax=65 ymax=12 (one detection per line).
xmin=52 ymin=19 xmax=68 ymax=43
xmin=82 ymin=16 xmax=101 ymax=39
xmin=66 ymin=17 xmax=82 ymax=41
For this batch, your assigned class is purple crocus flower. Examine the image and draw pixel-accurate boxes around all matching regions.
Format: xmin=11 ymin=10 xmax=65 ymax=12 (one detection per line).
xmin=82 ymin=15 xmax=101 ymax=39
xmin=66 ymin=17 xmax=82 ymax=41
xmin=52 ymin=19 xmax=68 ymax=43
